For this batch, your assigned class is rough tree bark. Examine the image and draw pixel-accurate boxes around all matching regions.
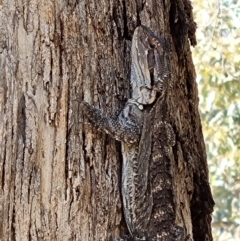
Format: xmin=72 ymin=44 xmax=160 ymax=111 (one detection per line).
xmin=0 ymin=0 xmax=214 ymax=241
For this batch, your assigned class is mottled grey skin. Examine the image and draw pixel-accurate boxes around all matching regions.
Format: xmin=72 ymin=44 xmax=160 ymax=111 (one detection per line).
xmin=80 ymin=100 xmax=143 ymax=144
xmin=80 ymin=25 xmax=171 ymax=240
xmin=81 ymin=100 xmax=151 ymax=240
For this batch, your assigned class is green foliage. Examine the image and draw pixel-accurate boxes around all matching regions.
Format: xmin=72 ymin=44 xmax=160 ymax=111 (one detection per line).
xmin=192 ymin=0 xmax=240 ymax=240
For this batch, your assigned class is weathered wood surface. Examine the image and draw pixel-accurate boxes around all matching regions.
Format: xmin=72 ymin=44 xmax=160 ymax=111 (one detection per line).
xmin=0 ymin=0 xmax=213 ymax=240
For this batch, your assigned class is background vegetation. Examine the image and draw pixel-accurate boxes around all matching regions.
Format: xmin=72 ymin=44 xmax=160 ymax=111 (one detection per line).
xmin=192 ymin=0 xmax=240 ymax=240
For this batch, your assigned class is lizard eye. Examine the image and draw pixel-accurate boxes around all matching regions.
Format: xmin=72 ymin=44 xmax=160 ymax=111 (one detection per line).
xmin=149 ymin=43 xmax=155 ymax=49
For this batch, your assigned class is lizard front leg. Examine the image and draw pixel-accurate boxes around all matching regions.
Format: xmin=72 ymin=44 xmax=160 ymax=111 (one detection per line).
xmin=80 ymin=100 xmax=143 ymax=144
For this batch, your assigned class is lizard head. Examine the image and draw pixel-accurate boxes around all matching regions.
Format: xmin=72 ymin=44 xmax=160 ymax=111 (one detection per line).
xmin=130 ymin=25 xmax=171 ymax=107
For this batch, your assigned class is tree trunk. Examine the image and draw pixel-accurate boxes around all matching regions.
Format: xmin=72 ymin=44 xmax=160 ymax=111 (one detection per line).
xmin=0 ymin=0 xmax=214 ymax=241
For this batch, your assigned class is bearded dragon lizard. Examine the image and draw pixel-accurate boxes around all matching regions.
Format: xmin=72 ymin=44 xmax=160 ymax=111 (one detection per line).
xmin=80 ymin=25 xmax=175 ymax=240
